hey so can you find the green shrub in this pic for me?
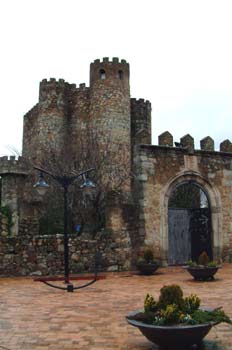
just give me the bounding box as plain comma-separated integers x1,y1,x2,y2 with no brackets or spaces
198,251,210,266
143,248,154,263
132,284,232,326
184,294,201,313
191,308,232,325
159,304,181,325
158,284,184,309
137,247,157,267
187,260,197,267
187,252,219,268
144,293,158,313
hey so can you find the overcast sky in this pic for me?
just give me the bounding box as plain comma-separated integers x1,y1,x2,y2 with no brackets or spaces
1,0,232,155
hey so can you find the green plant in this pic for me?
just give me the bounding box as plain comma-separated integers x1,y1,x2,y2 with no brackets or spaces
131,284,232,326
158,284,184,309
187,260,197,267
159,304,181,325
143,248,154,263
184,294,201,313
144,294,158,313
137,247,156,265
198,251,210,266
187,252,219,268
191,308,232,325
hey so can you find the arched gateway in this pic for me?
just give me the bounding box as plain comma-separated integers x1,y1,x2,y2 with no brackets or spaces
161,172,222,265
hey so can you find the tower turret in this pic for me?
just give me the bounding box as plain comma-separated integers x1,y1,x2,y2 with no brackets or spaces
23,78,78,164
89,57,131,190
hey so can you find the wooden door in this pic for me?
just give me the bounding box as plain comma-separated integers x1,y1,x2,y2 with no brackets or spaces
168,208,191,265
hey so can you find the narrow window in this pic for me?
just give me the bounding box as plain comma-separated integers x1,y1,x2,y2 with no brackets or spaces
99,69,106,80
118,70,123,80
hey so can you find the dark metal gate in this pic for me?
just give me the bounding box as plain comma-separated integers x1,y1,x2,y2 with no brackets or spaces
168,208,212,265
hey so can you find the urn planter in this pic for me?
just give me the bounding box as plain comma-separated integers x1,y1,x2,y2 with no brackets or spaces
136,262,159,275
136,247,159,275
186,266,221,281
126,309,217,349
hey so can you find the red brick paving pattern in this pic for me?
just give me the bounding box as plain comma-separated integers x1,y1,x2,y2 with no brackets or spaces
0,266,232,350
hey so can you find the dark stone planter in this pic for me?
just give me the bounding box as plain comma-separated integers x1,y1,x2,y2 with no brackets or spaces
136,262,159,275
126,310,217,349
186,266,221,281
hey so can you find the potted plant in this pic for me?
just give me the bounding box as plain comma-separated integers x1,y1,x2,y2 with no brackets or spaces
186,251,221,281
136,247,159,275
126,284,231,349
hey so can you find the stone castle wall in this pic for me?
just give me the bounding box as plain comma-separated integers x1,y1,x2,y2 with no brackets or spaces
134,132,232,263
22,57,151,168
131,98,151,147
1,58,232,275
0,213,132,276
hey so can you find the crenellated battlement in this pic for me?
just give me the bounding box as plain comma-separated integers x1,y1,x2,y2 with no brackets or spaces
39,78,78,103
92,57,128,64
40,78,76,89
131,98,152,125
79,83,86,89
158,131,232,154
131,98,152,146
131,98,151,111
90,57,130,87
0,156,29,175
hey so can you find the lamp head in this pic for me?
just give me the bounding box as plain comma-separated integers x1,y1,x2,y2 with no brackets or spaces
80,174,96,189
33,172,49,196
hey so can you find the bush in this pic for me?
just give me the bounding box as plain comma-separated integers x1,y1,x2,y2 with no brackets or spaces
187,252,219,268
144,294,158,313
158,284,184,309
135,284,232,326
198,251,210,266
143,248,154,263
160,304,181,325
184,294,201,313
137,247,157,266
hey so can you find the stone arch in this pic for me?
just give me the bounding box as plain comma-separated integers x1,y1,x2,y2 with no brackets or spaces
160,171,222,264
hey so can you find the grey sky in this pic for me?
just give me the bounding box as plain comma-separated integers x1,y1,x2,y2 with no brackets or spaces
0,0,231,155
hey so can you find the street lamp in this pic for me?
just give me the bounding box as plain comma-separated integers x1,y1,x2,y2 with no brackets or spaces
33,165,100,292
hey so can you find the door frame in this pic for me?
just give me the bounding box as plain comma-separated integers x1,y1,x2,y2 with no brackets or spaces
160,171,222,265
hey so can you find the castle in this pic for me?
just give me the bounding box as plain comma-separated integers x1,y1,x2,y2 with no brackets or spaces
1,57,232,275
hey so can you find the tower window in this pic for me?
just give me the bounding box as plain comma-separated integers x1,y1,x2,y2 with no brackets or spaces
118,70,123,80
99,69,106,80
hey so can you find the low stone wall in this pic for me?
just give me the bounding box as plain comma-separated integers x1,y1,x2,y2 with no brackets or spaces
0,214,132,276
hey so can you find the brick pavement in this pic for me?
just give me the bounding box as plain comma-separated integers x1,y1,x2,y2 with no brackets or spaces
0,265,232,350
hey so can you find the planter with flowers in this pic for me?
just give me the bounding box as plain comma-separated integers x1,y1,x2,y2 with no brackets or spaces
126,284,231,349
186,251,221,281
136,248,159,275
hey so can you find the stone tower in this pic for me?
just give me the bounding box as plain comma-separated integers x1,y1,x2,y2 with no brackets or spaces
22,58,132,178
89,58,131,188
23,79,76,164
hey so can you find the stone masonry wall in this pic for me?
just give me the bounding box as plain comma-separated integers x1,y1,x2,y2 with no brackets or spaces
134,132,232,264
3,58,232,273
131,98,151,148
0,215,132,276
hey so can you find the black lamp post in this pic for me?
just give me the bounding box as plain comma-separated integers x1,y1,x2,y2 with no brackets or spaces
33,165,98,292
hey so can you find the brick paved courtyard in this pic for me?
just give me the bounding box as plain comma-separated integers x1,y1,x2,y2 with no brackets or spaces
0,265,232,350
